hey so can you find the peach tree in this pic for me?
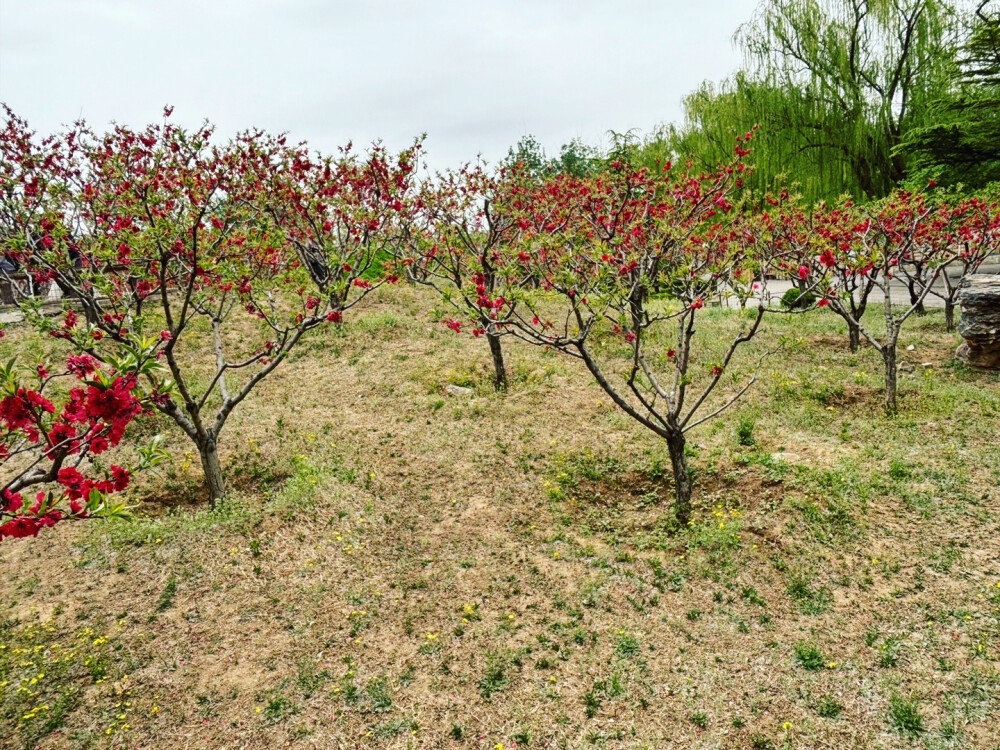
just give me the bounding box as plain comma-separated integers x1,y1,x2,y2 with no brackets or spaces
797,191,961,414
2,111,397,505
495,140,781,524
402,162,538,390
0,340,166,540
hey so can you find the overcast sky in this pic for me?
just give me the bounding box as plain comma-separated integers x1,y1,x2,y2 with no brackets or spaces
0,0,759,168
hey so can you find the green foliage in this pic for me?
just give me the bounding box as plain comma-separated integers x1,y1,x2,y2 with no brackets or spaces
156,576,178,613
736,413,757,446
793,641,825,670
651,0,965,202
781,288,817,310
504,134,603,178
897,2,1000,189
478,651,511,699
816,695,844,718
889,693,925,735
614,631,641,658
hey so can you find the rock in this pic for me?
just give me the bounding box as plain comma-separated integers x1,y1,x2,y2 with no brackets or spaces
922,362,934,369
956,274,1000,369
906,344,916,351
444,384,474,397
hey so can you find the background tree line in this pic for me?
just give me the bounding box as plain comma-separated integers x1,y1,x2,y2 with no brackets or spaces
508,0,1000,204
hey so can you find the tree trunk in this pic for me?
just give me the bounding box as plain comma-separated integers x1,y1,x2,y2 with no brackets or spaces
907,278,926,316
882,346,898,416
848,321,861,353
944,300,955,332
666,430,692,526
197,436,226,508
487,332,508,391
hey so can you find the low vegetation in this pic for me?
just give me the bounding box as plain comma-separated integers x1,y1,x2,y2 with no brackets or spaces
1,286,997,747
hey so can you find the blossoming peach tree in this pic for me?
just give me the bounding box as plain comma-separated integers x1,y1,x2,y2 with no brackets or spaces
796,191,961,414
761,194,881,352
264,138,420,318
402,162,537,390
485,139,785,524
898,194,1000,331
0,342,167,540
2,111,411,506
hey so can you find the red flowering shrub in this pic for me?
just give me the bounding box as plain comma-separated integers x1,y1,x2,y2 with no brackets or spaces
402,162,534,389
0,349,165,541
495,137,780,523
897,195,1000,331
793,191,967,414
0,110,402,505
264,138,421,317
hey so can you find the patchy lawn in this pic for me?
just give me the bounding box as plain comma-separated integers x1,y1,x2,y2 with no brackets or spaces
1,286,999,749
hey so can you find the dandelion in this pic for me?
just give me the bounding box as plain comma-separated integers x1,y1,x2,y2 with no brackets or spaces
782,721,794,731
827,662,837,669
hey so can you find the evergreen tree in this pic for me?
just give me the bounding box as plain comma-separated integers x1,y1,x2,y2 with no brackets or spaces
898,0,1000,188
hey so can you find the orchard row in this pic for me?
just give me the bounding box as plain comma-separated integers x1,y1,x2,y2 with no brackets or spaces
1,108,997,539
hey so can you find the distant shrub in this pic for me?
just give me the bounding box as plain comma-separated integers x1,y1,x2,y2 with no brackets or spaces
781,287,817,309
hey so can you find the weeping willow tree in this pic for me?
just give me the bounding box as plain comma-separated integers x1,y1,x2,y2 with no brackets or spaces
654,0,966,203
897,0,1000,188
664,73,864,202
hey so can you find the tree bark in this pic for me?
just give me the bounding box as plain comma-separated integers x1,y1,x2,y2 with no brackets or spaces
197,436,226,508
882,346,898,416
907,277,926,316
848,321,862,353
487,331,508,391
666,430,692,526
944,299,955,332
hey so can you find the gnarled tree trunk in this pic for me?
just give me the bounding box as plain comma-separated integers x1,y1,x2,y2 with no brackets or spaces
487,331,507,391
666,429,691,526
197,435,226,508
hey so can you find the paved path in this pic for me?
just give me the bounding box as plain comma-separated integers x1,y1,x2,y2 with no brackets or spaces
1,269,997,324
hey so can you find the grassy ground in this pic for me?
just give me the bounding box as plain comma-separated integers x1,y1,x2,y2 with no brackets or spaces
0,286,998,749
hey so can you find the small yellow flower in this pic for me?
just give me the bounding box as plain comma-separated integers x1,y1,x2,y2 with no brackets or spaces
782,721,794,731
507,614,515,621
150,705,159,715
827,662,837,669
155,538,162,544
553,551,560,558
549,676,557,683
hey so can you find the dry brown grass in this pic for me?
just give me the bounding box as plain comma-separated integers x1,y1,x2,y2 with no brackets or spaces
1,286,998,749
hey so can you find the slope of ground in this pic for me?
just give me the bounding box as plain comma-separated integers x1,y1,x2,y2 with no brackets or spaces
1,287,998,749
